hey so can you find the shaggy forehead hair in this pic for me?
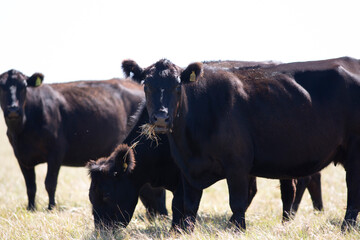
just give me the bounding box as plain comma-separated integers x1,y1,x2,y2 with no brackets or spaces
0,69,26,83
145,59,181,79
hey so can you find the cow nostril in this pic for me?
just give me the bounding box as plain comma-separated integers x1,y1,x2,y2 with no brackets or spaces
7,106,19,112
152,114,158,123
5,107,21,119
152,112,169,125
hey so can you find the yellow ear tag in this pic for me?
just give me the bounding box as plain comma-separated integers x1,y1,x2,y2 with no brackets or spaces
189,71,196,82
123,162,128,172
35,77,42,87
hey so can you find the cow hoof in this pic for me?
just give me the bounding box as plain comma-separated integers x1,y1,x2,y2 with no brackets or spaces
341,220,356,233
281,213,294,223
47,204,56,211
169,225,182,235
27,205,36,211
229,215,246,232
341,219,356,232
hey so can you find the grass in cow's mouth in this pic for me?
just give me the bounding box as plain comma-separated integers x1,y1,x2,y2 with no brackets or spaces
139,124,159,146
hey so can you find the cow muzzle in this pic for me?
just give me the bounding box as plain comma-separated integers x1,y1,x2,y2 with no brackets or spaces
151,111,170,133
5,106,21,120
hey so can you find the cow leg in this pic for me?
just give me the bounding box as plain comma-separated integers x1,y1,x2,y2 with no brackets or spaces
280,179,296,222
342,165,360,230
247,176,257,209
20,166,36,211
170,182,185,231
45,161,61,210
306,173,323,211
226,171,249,231
342,166,360,230
138,184,168,220
291,177,311,216
182,176,203,232
342,139,360,231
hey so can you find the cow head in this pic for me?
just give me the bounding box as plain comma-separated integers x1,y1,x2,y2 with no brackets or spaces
0,69,43,127
87,144,139,229
122,59,202,133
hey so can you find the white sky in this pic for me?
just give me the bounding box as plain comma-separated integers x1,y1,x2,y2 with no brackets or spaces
0,0,359,83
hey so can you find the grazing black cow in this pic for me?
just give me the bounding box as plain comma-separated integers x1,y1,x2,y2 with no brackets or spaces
0,69,167,214
87,104,183,229
122,57,360,231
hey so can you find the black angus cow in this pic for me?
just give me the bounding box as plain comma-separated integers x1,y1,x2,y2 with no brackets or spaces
203,61,323,220
123,60,324,223
87,103,183,229
122,57,360,231
0,69,167,215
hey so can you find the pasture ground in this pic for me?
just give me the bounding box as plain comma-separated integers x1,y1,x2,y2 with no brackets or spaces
0,110,359,239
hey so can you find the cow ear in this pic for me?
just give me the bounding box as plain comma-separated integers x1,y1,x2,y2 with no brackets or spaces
86,160,96,170
86,160,102,177
114,144,136,174
180,62,203,84
27,73,44,87
122,59,144,83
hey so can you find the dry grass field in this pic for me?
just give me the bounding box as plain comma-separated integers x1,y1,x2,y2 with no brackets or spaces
0,109,359,239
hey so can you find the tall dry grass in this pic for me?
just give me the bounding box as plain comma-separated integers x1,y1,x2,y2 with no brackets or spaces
0,110,359,239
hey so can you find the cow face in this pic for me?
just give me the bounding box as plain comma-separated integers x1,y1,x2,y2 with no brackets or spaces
0,69,43,125
87,145,139,229
122,59,202,133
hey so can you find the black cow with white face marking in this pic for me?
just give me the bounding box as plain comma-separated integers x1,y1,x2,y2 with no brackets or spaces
0,69,167,215
122,57,360,231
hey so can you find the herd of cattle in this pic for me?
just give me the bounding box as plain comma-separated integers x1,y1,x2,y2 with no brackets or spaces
0,56,359,232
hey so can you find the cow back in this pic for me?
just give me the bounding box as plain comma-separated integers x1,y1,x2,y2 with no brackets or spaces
15,78,144,167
